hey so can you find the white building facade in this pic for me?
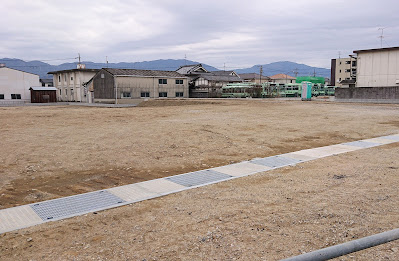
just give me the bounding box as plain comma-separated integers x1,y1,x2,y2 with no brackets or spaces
49,67,99,102
355,47,399,87
0,65,40,102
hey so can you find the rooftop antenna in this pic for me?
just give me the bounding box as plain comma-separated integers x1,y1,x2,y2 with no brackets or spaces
106,56,109,68
77,53,81,64
338,51,341,59
378,28,386,48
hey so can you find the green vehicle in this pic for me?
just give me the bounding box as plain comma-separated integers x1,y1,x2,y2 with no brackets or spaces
312,83,325,96
326,86,336,96
221,83,253,98
284,83,302,97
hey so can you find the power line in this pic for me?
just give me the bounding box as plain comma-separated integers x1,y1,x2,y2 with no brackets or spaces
34,57,78,62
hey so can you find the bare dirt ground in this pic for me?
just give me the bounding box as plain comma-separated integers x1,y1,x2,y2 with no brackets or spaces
0,99,398,210
1,99,399,260
0,136,398,260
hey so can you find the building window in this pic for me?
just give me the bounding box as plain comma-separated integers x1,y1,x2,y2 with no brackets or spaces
339,78,341,81
65,89,68,95
175,79,183,84
71,76,73,81
352,61,357,66
58,75,61,82
64,75,67,81
59,89,62,96
141,92,150,98
122,92,131,98
158,79,167,84
345,69,350,73
71,89,74,97
159,92,168,97
176,92,184,97
345,61,351,64
0,94,4,99
11,94,21,99
339,70,341,73
101,74,105,79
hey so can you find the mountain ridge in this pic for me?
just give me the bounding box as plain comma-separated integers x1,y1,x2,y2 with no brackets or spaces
0,58,330,79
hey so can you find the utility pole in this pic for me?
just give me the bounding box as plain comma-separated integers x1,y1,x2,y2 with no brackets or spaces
378,28,386,48
313,69,316,77
184,54,187,65
114,75,118,105
106,56,109,68
77,53,81,64
293,68,298,77
259,65,263,84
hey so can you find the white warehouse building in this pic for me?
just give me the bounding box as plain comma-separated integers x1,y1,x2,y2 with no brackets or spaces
0,64,40,102
355,46,399,87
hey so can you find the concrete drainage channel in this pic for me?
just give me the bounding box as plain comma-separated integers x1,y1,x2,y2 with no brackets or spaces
1,134,399,258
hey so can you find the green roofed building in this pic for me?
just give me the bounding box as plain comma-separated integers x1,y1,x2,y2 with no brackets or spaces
296,76,325,84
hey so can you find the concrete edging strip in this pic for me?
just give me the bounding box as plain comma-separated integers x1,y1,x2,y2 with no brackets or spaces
0,133,398,234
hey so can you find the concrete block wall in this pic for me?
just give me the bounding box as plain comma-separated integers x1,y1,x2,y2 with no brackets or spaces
336,86,399,101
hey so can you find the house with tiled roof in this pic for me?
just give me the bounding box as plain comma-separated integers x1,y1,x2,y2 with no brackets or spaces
239,73,271,84
269,73,296,84
176,64,209,75
176,64,242,98
189,71,242,98
85,68,188,103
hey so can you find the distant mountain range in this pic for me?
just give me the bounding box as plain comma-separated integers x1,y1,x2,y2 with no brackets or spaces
234,61,330,79
0,58,330,79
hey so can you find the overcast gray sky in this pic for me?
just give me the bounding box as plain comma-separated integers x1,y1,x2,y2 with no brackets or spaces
0,0,398,69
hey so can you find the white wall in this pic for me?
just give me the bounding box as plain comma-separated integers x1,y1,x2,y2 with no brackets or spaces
0,67,40,101
357,49,399,87
53,70,97,102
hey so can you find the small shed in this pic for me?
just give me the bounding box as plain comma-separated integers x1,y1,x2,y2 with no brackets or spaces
29,87,57,103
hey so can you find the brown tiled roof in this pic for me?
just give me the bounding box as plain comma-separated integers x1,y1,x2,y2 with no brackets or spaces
104,68,186,78
269,73,296,80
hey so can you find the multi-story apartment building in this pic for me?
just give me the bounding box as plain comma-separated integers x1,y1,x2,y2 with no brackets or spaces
330,57,357,87
48,65,99,102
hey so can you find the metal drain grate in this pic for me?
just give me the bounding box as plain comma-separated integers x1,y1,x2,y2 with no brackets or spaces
343,141,380,148
250,156,302,168
31,190,125,221
166,170,232,187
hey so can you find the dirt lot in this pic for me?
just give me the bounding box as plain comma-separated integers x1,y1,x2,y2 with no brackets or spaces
0,133,398,260
0,99,399,210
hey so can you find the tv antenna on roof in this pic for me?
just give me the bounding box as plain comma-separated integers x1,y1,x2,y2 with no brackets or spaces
378,28,386,48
